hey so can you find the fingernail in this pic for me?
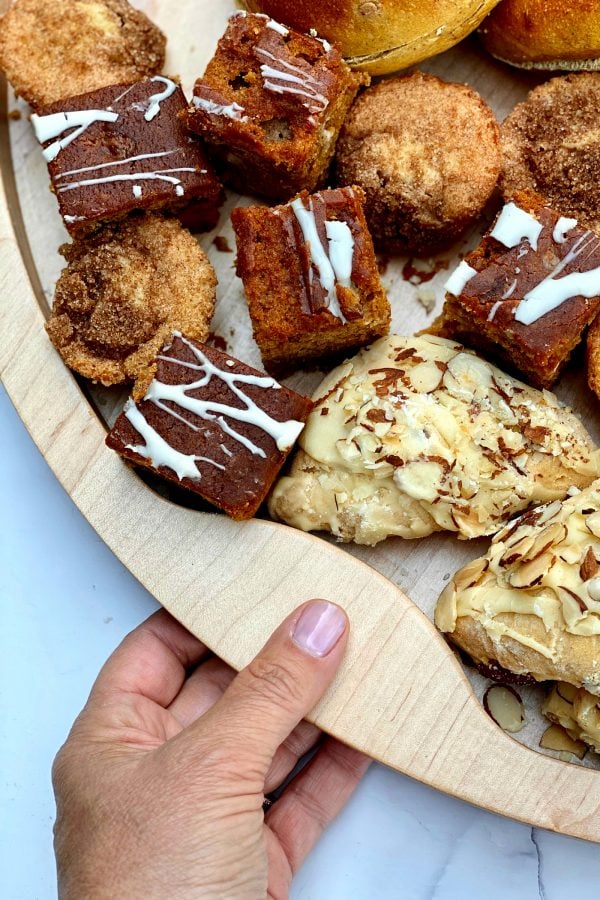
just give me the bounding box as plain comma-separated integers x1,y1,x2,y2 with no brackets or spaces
292,600,347,658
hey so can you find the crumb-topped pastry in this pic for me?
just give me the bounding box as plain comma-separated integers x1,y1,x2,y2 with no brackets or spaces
501,74,600,234
435,484,600,694
186,12,367,200
0,0,165,110
269,335,600,546
431,192,600,389
46,215,216,393
32,77,222,236
232,186,390,373
106,334,312,519
335,73,501,255
544,683,600,754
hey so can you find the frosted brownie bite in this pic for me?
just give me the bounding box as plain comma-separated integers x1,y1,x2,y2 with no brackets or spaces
106,334,312,520
232,186,390,374
0,0,165,109
431,192,600,389
187,12,368,200
32,77,223,236
46,215,216,391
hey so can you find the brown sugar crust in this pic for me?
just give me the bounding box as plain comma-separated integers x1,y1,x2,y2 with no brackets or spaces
0,0,166,109
46,215,216,394
335,72,501,255
501,74,600,233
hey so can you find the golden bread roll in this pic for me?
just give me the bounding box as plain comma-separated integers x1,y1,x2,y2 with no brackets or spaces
543,683,600,753
436,485,600,695
244,0,501,75
269,335,600,546
481,0,600,70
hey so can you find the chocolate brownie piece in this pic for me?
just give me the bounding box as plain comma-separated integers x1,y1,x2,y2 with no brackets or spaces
106,334,312,520
431,192,600,389
232,186,391,373
187,12,368,200
32,77,223,236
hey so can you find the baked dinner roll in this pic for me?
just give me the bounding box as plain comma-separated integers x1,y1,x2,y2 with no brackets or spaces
481,0,600,71
269,335,600,546
244,0,501,75
436,484,600,695
543,683,600,754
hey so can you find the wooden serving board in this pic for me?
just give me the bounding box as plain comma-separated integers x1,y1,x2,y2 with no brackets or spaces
2,0,600,841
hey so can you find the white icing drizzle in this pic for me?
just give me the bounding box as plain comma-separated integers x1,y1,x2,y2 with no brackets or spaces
132,185,142,198
553,216,578,245
144,76,178,122
32,110,119,162
175,184,185,196
125,334,305,478
444,260,477,296
266,19,289,36
55,149,179,180
63,214,85,223
193,96,248,122
515,231,600,325
317,36,332,53
490,202,543,252
124,400,225,482
256,48,328,113
57,167,197,193
502,278,518,300
324,220,354,288
291,198,348,323
487,300,502,322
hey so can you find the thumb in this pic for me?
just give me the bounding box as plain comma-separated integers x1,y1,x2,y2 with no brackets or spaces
199,599,348,773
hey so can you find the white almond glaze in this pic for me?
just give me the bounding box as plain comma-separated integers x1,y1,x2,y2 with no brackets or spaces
192,96,249,122
490,202,543,251
144,76,177,122
444,260,477,296
553,216,578,244
291,198,348,322
125,334,305,482
32,110,119,162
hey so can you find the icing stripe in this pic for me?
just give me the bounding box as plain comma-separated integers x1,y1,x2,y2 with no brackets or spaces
490,203,543,252
444,261,477,296
291,198,348,323
32,110,119,162
193,96,248,121
56,168,197,193
144,76,178,122
56,149,179,180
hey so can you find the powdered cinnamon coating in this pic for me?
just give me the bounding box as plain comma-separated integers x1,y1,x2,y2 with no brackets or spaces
501,74,600,233
46,215,216,396
335,72,501,255
0,0,166,109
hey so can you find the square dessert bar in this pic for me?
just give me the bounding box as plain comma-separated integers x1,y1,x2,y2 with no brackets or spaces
106,333,313,520
186,12,368,200
232,186,391,373
32,76,223,236
433,192,600,389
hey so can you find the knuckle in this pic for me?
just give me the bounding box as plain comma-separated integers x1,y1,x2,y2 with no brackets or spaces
242,656,305,712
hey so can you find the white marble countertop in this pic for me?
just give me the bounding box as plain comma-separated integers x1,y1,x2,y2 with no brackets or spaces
2,382,600,900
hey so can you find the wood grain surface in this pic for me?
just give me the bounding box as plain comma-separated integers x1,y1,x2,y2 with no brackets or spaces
1,0,600,841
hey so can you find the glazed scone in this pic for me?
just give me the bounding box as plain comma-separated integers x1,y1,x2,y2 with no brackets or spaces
543,683,600,753
435,485,600,694
335,73,501,255
46,214,216,396
269,335,600,546
0,0,165,109
501,74,600,234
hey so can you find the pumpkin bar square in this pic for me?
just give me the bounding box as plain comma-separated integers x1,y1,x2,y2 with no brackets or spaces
106,334,312,520
232,186,391,373
32,76,223,236
186,12,367,200
432,192,600,389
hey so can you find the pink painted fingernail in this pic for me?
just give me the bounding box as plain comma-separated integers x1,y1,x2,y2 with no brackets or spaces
292,600,347,658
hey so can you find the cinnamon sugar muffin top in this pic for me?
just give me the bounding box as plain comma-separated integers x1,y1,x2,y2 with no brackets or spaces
0,0,166,109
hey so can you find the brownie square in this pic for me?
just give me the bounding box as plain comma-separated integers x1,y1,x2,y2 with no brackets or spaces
432,192,600,389
186,12,367,200
32,76,223,235
232,186,391,373
106,333,312,520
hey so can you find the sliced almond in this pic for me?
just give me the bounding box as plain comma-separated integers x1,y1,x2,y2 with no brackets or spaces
587,576,600,602
483,684,525,733
557,682,578,703
539,724,587,760
407,361,443,394
520,523,568,563
580,546,600,582
454,557,489,593
508,551,554,589
585,511,600,538
499,533,535,567
536,500,563,526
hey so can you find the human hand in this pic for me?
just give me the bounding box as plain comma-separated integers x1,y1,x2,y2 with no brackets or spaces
52,600,369,899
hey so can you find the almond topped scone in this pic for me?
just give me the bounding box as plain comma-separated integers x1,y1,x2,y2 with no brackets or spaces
269,335,600,546
435,484,600,694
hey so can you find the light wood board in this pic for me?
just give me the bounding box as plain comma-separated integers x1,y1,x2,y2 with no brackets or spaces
1,0,600,841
